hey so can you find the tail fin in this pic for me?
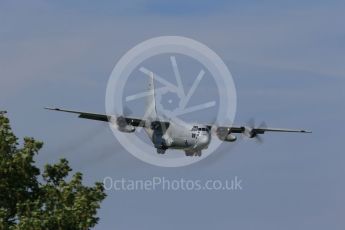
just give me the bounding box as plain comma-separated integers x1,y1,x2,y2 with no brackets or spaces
145,72,158,121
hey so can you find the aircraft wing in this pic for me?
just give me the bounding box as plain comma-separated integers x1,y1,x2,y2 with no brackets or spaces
44,107,146,127
206,124,311,140
226,126,311,134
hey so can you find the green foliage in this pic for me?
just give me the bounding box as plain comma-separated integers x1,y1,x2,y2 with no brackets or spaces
0,114,106,230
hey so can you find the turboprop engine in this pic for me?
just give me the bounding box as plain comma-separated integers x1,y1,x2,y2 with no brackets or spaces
116,116,135,133
216,127,237,142
223,134,237,142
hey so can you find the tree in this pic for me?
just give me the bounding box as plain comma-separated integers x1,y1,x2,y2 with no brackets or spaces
0,112,106,229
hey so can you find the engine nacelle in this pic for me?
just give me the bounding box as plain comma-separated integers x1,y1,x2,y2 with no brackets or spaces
216,127,237,142
118,125,135,133
223,134,237,142
116,116,135,133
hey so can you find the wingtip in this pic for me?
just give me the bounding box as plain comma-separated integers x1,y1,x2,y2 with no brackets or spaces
44,107,60,111
301,130,312,133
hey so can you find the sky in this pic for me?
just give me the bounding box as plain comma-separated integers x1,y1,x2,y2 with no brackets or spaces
1,0,345,229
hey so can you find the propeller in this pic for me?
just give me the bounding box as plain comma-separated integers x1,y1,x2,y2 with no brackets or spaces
111,105,134,128
243,118,266,144
208,117,221,136
208,117,231,140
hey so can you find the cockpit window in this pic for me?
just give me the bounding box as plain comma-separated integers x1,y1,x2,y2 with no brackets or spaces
193,126,208,132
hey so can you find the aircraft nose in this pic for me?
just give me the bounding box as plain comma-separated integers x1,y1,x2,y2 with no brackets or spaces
199,135,210,146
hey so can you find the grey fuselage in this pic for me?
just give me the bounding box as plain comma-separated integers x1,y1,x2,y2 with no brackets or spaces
145,121,211,152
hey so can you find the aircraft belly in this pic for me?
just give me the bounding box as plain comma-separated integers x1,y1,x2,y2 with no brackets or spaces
170,137,196,149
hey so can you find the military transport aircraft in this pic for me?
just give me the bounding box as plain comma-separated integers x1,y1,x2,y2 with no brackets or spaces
45,73,311,157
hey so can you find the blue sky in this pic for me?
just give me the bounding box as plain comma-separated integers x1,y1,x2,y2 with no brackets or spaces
1,0,345,229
